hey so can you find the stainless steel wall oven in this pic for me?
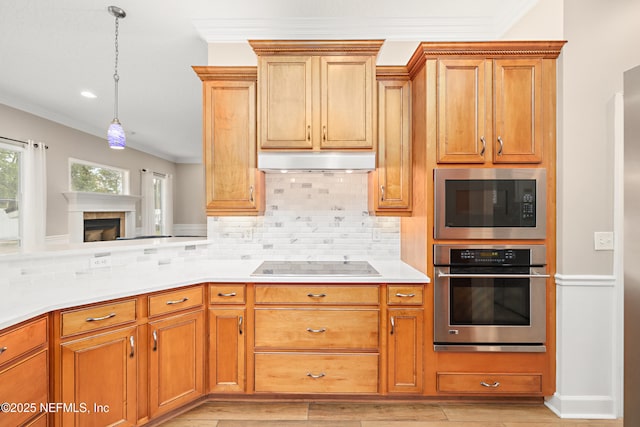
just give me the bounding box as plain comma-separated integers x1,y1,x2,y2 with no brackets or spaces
433,244,548,352
434,168,546,240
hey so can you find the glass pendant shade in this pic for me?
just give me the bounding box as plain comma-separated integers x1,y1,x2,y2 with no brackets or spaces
108,119,126,149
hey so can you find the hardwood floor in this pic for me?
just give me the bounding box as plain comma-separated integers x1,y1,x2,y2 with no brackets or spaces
161,402,623,426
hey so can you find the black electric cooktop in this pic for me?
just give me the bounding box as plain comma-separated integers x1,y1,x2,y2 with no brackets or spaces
251,261,380,277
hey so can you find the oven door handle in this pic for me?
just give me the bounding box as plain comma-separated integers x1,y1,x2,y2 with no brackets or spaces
437,272,550,279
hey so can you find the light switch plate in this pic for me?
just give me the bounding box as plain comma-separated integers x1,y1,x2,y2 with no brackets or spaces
90,255,112,268
594,231,614,251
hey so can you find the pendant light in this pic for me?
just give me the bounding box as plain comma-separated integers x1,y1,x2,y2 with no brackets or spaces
107,6,126,149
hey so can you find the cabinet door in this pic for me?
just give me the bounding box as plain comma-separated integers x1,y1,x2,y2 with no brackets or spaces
493,58,543,163
60,326,137,427
259,56,313,149
320,56,374,149
148,310,204,417
0,350,48,427
204,79,262,214
437,59,491,163
374,79,411,213
209,308,246,393
388,308,423,393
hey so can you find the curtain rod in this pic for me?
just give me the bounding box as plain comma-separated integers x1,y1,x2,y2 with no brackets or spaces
0,135,48,149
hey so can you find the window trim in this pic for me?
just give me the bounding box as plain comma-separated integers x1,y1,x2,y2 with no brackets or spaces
68,157,130,195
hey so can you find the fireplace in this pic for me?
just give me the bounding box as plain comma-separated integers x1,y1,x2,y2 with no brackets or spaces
83,213,124,242
63,192,140,243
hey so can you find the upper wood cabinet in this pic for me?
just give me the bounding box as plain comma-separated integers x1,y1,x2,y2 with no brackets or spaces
370,67,412,216
250,40,382,151
193,67,264,216
409,41,565,165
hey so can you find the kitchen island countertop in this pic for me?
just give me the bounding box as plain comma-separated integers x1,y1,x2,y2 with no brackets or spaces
0,255,429,330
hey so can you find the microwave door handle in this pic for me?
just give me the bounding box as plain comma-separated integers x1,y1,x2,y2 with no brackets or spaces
437,272,551,279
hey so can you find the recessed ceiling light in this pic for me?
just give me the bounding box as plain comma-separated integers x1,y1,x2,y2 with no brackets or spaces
81,91,97,99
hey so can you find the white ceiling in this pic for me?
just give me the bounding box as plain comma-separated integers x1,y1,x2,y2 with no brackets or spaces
0,0,538,163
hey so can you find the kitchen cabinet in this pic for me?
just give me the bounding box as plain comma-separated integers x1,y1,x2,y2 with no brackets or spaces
370,67,412,215
148,287,205,418
437,372,542,394
0,317,48,427
59,325,138,427
435,55,546,164
253,284,380,394
54,300,138,427
250,40,382,151
386,285,424,394
209,283,247,393
193,67,264,216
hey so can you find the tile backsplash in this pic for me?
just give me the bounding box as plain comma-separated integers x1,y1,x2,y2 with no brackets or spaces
207,172,400,260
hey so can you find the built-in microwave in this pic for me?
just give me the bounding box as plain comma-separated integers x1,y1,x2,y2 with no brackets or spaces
434,168,546,240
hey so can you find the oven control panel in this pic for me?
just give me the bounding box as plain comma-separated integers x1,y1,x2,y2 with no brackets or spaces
450,248,530,266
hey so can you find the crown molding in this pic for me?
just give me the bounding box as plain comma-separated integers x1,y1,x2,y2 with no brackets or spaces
193,16,512,43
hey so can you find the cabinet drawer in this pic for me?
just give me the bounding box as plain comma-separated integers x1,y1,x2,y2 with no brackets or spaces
210,284,246,304
437,373,542,394
255,285,379,305
0,349,48,426
387,285,424,305
0,317,47,366
255,309,378,350
149,286,203,317
255,353,378,393
61,299,136,337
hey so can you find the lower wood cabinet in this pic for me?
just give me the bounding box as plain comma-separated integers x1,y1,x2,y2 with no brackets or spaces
209,308,246,393
437,372,542,394
254,353,379,394
148,309,205,417
387,308,424,393
59,325,137,427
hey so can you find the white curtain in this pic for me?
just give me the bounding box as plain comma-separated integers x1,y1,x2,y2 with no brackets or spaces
140,169,173,236
22,140,47,250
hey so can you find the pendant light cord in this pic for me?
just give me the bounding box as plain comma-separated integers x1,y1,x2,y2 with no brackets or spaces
113,15,120,120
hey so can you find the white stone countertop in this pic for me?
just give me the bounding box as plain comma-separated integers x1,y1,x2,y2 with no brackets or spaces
0,253,429,330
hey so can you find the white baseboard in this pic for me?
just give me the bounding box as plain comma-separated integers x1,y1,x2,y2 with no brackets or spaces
45,234,69,245
173,223,207,237
545,393,618,419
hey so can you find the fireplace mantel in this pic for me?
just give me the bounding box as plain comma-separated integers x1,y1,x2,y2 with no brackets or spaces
63,192,141,243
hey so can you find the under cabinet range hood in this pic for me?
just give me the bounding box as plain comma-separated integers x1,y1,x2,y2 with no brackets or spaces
257,151,376,172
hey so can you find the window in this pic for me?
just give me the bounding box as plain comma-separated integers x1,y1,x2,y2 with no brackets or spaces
69,158,129,194
0,143,21,248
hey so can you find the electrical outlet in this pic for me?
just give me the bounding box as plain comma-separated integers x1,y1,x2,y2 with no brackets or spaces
372,229,381,242
241,229,253,241
594,232,614,251
89,255,112,268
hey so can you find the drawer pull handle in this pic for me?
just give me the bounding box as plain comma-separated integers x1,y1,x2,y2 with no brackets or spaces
395,293,415,298
306,372,326,379
306,327,327,333
239,316,243,335
497,136,504,156
0,346,7,355
390,316,395,335
86,312,116,322
129,336,135,358
480,381,501,388
218,292,237,297
152,330,158,352
307,293,327,298
166,297,188,305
